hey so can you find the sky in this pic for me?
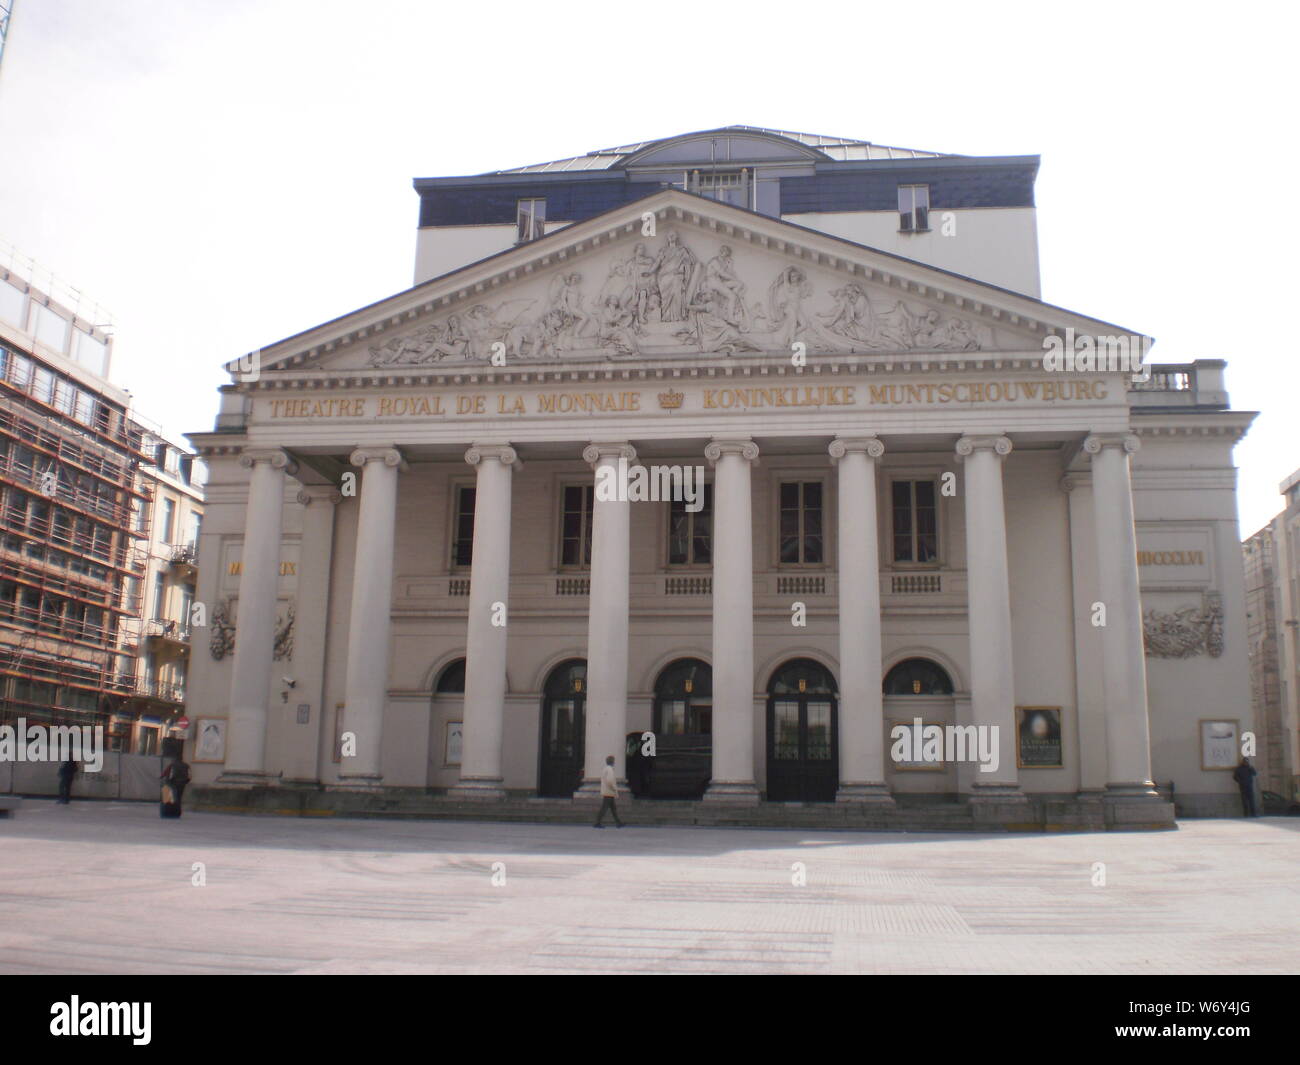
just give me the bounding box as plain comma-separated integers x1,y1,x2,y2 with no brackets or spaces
0,0,1295,534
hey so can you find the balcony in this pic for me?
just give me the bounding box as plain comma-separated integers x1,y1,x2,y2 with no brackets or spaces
135,678,185,706
168,542,198,573
144,618,191,653
1128,359,1229,410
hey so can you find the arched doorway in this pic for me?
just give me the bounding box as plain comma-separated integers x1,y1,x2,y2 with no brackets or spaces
630,658,712,799
428,658,466,789
538,659,586,797
766,658,838,802
883,657,956,790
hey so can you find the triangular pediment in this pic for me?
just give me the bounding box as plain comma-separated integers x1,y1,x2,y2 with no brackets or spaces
235,189,1147,379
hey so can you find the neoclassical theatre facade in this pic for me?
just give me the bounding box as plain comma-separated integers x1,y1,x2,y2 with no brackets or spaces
187,132,1254,823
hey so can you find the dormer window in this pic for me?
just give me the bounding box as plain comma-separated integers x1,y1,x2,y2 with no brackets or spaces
689,169,750,209
517,199,545,243
898,184,930,232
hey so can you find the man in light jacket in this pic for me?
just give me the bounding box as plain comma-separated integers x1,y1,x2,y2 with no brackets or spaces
594,755,624,828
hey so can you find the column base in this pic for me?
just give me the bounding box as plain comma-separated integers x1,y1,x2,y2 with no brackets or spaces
702,781,760,805
1103,783,1176,828
965,783,1027,803
836,783,896,806
447,777,507,801
965,783,1030,825
330,773,385,793
213,770,279,787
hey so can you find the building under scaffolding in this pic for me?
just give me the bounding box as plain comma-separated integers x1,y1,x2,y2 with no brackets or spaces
0,248,200,754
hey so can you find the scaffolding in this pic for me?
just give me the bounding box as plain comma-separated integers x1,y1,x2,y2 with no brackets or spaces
0,336,155,732
0,2,13,78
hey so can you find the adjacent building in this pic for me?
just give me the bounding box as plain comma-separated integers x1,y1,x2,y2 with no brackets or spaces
1243,469,1300,801
116,428,205,754
187,127,1256,824
0,249,202,754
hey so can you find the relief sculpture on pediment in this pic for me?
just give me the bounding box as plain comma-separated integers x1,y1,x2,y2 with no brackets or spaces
366,230,985,367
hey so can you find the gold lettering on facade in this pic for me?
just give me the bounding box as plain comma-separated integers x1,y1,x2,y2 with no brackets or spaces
228,561,296,576
1136,550,1205,566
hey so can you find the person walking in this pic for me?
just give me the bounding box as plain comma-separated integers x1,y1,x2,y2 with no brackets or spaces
56,759,78,804
160,756,192,819
1232,756,1259,818
593,754,624,828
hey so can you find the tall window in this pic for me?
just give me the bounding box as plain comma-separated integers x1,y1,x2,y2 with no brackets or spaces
160,498,176,544
560,484,594,567
451,485,475,568
779,481,823,564
898,184,930,232
152,573,166,620
517,199,546,243
668,483,712,565
892,480,938,563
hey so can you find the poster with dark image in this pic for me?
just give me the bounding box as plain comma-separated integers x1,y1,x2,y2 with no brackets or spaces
1016,707,1063,768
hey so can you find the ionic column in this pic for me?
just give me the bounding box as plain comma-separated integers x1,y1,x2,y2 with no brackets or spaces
221,448,296,782
294,486,341,784
1084,433,1158,797
336,446,406,787
704,438,760,803
578,443,635,796
831,437,892,804
955,435,1021,797
451,444,517,800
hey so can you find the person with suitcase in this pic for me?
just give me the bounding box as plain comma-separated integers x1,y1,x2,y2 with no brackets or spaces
160,756,191,819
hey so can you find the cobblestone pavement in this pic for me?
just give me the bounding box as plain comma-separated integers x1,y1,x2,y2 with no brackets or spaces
2,800,1296,974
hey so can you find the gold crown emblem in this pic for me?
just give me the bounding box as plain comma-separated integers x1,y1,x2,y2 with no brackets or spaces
658,389,684,410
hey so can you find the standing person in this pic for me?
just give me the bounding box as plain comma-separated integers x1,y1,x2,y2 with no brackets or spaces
1232,756,1259,818
593,755,624,828
56,759,78,804
160,756,191,819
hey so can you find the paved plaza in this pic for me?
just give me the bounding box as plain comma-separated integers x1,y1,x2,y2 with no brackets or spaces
2,801,1297,974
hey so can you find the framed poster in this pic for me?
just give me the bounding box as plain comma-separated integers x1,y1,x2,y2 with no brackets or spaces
1016,706,1063,768
888,719,947,771
444,722,464,767
1199,719,1239,770
193,718,226,763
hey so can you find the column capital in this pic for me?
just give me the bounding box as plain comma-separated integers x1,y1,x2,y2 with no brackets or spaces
705,438,759,466
955,435,1012,461
1083,432,1140,456
464,443,520,469
582,442,636,467
829,437,884,463
296,486,343,507
351,446,408,471
239,448,297,475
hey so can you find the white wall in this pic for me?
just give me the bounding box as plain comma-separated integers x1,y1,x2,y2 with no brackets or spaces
781,208,1041,298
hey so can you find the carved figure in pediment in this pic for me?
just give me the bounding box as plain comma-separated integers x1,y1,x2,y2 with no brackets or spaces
677,289,763,354
625,242,661,326
367,326,437,367
654,230,699,322
911,308,980,351
701,245,749,326
819,283,875,342
595,295,643,356
463,300,537,360
425,313,471,360
548,272,595,340
766,266,816,347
